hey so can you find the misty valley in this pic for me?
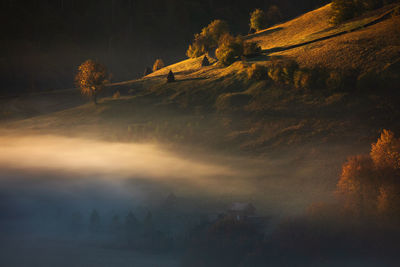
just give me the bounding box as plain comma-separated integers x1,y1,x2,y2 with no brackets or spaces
1,0,400,266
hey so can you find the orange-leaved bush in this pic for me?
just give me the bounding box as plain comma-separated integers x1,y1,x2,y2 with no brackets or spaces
215,34,244,66
153,59,165,72
336,130,400,220
370,129,400,170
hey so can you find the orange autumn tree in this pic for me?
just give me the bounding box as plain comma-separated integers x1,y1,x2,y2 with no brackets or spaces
337,130,400,220
75,60,108,105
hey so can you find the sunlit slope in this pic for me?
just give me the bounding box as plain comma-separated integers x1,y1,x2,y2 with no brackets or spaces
247,3,400,72
2,3,400,153
247,4,334,50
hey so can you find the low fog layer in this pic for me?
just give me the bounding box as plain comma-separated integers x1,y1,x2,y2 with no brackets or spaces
0,135,234,180
0,134,337,214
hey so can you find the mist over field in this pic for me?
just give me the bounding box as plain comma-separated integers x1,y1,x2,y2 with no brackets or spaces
0,133,344,266
1,0,400,266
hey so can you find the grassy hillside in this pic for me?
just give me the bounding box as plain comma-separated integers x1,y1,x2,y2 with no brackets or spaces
2,3,400,155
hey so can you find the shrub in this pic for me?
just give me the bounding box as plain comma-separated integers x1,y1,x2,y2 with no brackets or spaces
293,69,313,89
75,59,108,105
336,155,378,215
247,64,268,81
326,69,357,92
215,34,244,66
243,41,262,57
187,20,229,58
216,92,252,111
370,129,400,170
250,9,267,32
113,90,120,99
393,5,400,17
330,0,390,24
356,71,380,91
153,59,165,72
267,59,299,84
330,0,359,24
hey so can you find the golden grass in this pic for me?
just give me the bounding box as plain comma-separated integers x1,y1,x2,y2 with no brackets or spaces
247,3,397,53
273,16,400,72
248,4,333,49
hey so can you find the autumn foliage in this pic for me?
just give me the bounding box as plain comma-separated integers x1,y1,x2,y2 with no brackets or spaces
152,59,165,72
186,20,229,58
337,130,400,221
249,9,267,32
75,60,108,105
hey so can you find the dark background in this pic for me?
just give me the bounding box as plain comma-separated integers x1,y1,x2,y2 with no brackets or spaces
0,0,329,95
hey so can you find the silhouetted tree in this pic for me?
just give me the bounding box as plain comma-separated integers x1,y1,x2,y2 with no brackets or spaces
143,211,154,234
266,5,282,25
144,66,153,76
70,211,83,233
89,209,101,233
125,211,138,233
110,214,122,233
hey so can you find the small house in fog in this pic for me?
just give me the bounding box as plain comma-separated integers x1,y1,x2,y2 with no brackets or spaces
228,202,255,220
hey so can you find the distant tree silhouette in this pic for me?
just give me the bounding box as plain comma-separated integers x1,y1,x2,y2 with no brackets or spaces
144,66,153,76
70,211,83,233
153,59,165,72
75,60,108,105
110,214,122,233
125,211,138,232
89,209,101,233
143,211,154,234
266,5,282,26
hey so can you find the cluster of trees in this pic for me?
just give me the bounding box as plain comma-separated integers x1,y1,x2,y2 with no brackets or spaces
186,5,282,64
70,209,173,251
331,0,399,24
186,20,262,66
337,130,400,221
246,58,362,94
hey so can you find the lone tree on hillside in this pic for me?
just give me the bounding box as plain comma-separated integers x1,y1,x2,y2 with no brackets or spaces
250,9,267,32
153,58,165,72
75,60,108,105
